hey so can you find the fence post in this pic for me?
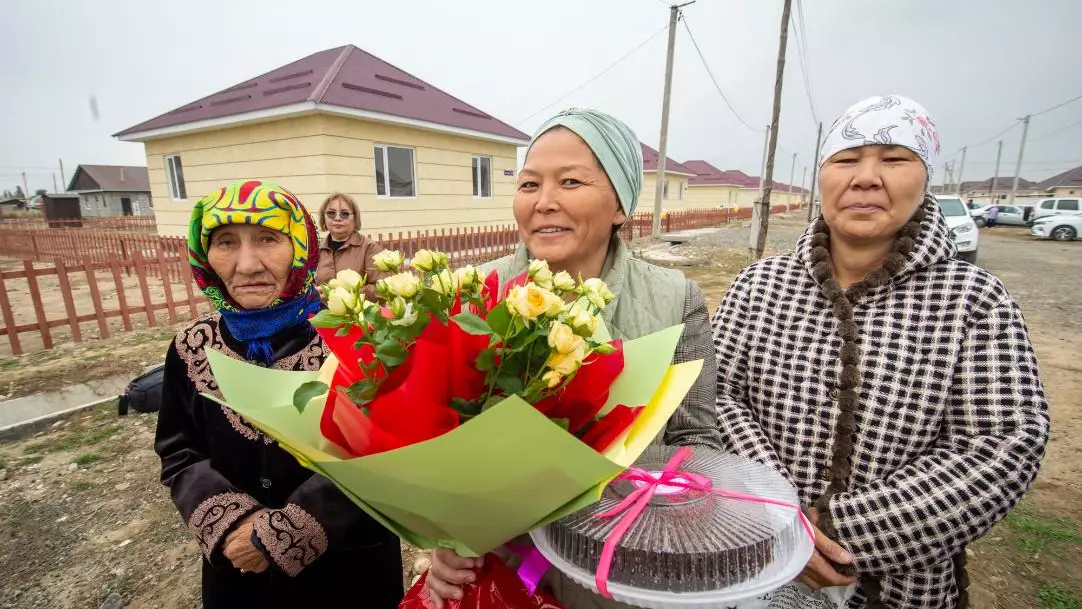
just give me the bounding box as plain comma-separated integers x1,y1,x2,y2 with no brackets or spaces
0,269,22,355
54,258,82,343
23,260,53,350
82,257,110,339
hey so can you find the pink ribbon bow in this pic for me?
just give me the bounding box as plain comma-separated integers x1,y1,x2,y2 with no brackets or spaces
594,446,816,599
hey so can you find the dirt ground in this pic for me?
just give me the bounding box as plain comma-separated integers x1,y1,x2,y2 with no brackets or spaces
0,214,1078,608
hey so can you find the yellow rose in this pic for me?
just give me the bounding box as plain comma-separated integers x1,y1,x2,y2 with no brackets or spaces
542,370,563,389
528,259,554,289
507,283,563,320
546,339,588,376
429,269,458,296
382,272,421,298
335,269,364,290
569,307,599,337
372,250,405,272
411,249,437,272
327,287,357,316
552,270,576,292
547,322,582,354
582,278,615,308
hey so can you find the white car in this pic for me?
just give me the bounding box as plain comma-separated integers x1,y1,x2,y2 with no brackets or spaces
1030,214,1082,241
1032,197,1081,221
935,195,979,263
971,204,1029,227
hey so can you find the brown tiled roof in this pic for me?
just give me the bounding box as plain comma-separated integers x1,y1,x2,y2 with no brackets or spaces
67,165,150,192
682,159,808,193
116,45,529,143
960,177,1038,191
640,143,696,175
1035,165,1082,191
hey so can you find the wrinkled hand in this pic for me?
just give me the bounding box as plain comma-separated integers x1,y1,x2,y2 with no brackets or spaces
422,548,484,608
223,509,270,574
799,507,858,591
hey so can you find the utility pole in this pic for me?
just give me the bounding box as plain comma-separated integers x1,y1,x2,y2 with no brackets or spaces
21,172,29,200
652,1,696,237
756,126,771,193
941,162,950,193
989,140,1003,202
750,0,792,261
52,173,58,193
806,121,823,222
1008,115,1031,208
59,159,66,188
956,146,967,196
799,165,807,205
787,152,796,205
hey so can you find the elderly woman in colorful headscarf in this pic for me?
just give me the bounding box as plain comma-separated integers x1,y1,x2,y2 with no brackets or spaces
153,181,403,609
711,95,1049,608
422,108,723,607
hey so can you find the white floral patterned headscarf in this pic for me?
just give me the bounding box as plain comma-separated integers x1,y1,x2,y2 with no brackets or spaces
819,95,941,181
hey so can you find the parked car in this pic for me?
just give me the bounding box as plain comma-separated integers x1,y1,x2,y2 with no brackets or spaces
935,195,980,262
971,204,1029,227
1032,197,1081,221
1030,214,1082,242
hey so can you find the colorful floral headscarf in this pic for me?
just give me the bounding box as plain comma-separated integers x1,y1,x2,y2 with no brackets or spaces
188,180,322,364
819,94,941,183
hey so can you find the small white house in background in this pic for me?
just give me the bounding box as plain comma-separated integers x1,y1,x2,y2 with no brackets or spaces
66,165,153,217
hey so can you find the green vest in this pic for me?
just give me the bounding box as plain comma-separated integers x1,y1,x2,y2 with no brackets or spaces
479,238,687,341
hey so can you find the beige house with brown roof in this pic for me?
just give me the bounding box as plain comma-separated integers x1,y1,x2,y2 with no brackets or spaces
636,144,698,212
116,45,529,237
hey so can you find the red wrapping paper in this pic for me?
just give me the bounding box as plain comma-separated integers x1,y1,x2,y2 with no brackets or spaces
399,553,564,609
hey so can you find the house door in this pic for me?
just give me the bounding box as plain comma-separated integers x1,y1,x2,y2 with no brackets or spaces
121,197,133,216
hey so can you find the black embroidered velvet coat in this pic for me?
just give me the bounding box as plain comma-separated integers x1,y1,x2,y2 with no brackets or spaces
154,312,403,608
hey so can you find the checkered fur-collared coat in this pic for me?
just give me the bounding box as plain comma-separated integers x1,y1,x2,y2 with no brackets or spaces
710,200,1049,608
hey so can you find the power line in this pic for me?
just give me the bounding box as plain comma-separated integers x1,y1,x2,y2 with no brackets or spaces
791,0,819,125
966,121,1020,150
516,24,669,125
1032,92,1082,118
1030,116,1082,141
682,17,761,133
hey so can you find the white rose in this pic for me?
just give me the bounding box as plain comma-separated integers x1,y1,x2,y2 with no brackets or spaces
569,307,599,337
582,278,615,308
546,339,588,376
455,265,480,290
542,370,563,389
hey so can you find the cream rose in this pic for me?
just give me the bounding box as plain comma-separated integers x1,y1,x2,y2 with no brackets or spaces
429,268,458,296
455,265,480,290
383,272,421,298
552,270,576,292
582,278,615,308
528,259,554,289
372,250,405,272
335,269,364,290
569,307,599,337
327,287,357,316
389,300,419,327
411,249,437,272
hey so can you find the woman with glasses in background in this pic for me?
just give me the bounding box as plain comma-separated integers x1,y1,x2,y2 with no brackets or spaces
315,193,386,299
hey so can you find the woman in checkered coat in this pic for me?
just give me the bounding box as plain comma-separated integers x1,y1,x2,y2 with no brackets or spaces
711,95,1049,609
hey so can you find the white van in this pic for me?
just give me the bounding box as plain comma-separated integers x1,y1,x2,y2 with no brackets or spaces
1032,197,1081,221
935,195,979,263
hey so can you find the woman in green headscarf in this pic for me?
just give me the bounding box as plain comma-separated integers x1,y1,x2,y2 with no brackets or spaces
423,109,722,607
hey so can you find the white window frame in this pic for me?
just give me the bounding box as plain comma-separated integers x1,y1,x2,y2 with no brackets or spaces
164,155,187,200
674,180,683,201
662,179,669,200
374,144,417,199
472,156,492,198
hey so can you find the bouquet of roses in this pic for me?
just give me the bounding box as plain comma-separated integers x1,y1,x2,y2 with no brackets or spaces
203,249,704,607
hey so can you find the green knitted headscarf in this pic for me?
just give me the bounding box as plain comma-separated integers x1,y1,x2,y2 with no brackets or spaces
528,108,644,216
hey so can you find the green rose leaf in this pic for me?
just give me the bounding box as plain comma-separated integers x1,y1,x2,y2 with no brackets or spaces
450,312,494,336
309,310,351,329
292,381,328,413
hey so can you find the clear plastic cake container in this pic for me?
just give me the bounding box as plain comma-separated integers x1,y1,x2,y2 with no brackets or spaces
529,450,815,608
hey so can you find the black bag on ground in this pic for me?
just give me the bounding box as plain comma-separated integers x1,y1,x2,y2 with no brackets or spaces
118,365,165,415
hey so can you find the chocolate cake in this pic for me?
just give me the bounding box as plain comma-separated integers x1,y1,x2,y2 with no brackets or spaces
541,446,794,593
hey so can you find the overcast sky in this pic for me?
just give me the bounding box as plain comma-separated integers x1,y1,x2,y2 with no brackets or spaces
3,0,1081,195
